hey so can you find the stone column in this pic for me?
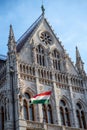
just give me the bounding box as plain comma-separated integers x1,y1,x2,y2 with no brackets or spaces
34,66,44,123
48,52,53,68
52,72,61,125
68,75,77,127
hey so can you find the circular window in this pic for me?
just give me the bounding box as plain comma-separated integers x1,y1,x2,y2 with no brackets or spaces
40,32,52,45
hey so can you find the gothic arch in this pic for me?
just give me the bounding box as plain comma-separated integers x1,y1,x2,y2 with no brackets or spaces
50,45,59,52
75,99,87,129
75,99,87,111
36,42,47,49
36,44,46,52
59,95,72,126
60,95,72,109
22,87,35,97
22,89,35,121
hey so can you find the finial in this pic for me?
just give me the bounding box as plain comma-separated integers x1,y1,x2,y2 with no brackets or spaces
41,0,45,15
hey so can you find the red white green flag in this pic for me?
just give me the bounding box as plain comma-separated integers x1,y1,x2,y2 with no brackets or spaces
30,91,51,104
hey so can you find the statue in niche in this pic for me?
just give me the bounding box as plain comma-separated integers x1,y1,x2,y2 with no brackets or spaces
19,94,23,118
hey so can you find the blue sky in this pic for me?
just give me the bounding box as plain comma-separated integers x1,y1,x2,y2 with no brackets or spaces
0,0,87,72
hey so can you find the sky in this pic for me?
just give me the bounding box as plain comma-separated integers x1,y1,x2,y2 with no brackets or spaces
0,0,87,72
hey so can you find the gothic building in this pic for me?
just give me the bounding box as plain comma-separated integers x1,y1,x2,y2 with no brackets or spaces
0,8,87,130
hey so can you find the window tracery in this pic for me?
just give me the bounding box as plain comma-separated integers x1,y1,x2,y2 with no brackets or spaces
23,93,34,121
36,45,45,66
42,104,53,124
76,102,86,129
52,50,60,70
60,99,71,126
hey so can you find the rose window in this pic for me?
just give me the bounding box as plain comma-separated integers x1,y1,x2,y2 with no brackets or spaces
40,32,52,45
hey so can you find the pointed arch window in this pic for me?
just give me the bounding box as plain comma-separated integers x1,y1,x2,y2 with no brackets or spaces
76,102,86,129
36,45,45,66
42,104,53,124
60,99,71,126
52,50,60,70
23,93,34,121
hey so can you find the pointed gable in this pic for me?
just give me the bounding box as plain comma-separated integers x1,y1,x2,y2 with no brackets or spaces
16,14,79,75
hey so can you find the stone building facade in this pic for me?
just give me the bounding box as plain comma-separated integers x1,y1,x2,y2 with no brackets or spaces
0,11,87,130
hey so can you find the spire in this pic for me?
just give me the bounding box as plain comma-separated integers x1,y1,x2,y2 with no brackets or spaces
76,46,83,64
41,0,45,16
76,46,81,60
8,24,16,53
75,46,85,75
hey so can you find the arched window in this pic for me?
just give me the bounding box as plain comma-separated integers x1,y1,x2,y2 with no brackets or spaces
60,99,71,126
23,93,34,121
52,50,60,70
42,104,53,124
1,106,4,130
76,102,86,129
36,45,45,66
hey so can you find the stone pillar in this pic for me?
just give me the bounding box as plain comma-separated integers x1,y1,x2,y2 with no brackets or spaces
35,67,43,123
52,72,60,125
32,48,37,64
68,75,77,127
48,52,53,68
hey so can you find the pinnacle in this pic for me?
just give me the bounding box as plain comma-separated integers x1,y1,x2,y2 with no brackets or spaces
9,24,15,38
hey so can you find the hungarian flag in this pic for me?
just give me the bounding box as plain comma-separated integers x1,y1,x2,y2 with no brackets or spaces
30,91,51,104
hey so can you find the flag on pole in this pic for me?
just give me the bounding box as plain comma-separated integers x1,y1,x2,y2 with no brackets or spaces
30,91,51,104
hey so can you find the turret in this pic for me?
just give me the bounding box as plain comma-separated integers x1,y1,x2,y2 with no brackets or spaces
6,25,17,130
75,46,85,75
